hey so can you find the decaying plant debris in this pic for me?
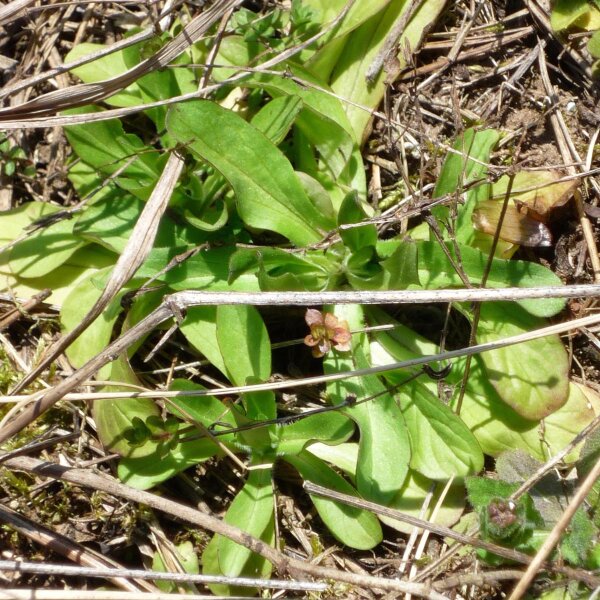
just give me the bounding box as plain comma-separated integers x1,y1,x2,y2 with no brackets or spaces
1,1,600,599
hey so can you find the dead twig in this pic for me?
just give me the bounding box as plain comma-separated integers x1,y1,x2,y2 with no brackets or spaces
2,455,447,599
0,0,244,119
0,289,51,331
0,559,327,593
0,505,155,592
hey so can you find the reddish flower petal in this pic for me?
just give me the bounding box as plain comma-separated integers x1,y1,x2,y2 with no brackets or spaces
304,334,319,347
332,328,351,343
323,312,339,330
305,308,324,327
318,338,331,355
333,338,352,352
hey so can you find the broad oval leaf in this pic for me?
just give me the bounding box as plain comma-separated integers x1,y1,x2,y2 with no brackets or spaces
166,100,332,246
9,206,87,279
285,450,382,549
216,304,271,385
180,306,227,377
65,107,161,196
477,303,569,420
415,241,566,318
460,362,595,462
202,468,274,595
400,380,484,480
324,304,410,504
118,438,219,490
65,42,144,107
277,411,355,455
307,442,465,535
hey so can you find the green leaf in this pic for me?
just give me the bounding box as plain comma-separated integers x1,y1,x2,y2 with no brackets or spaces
250,67,365,200
73,193,193,254
460,369,596,462
0,244,114,308
166,379,236,431
166,100,332,245
8,208,88,279
202,468,274,595
65,42,144,107
285,450,382,549
433,128,499,201
380,471,467,534
576,390,600,511
307,443,466,535
250,95,304,145
367,305,439,363
60,267,124,368
496,449,567,524
216,305,271,385
329,0,447,142
476,302,569,420
380,240,420,289
141,246,261,292
337,190,377,252
466,477,517,511
561,509,597,566
93,358,161,458
277,411,354,455
211,35,264,82
550,0,589,31
399,380,483,480
65,108,161,196
306,441,360,475
235,388,278,455
415,241,566,318
228,245,340,291
179,307,227,376
152,541,199,593
467,477,544,558
296,171,336,221
589,30,600,57
301,0,393,56
324,304,410,504
368,313,483,480
118,437,218,490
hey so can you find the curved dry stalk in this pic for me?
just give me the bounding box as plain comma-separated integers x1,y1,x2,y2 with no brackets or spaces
3,455,447,600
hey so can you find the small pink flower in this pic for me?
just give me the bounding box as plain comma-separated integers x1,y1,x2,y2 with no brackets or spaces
304,308,352,358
